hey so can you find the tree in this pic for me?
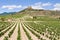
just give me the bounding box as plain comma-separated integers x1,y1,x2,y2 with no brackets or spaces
33,16,37,19
0,17,5,21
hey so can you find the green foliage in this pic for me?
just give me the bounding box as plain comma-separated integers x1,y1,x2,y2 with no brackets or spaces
24,24,40,39
0,17,5,21
8,24,16,37
25,16,60,21
17,24,21,40
33,16,37,19
4,36,8,40
24,21,60,40
0,22,13,37
22,24,32,40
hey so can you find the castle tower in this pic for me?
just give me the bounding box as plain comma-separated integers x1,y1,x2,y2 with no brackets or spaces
27,6,32,10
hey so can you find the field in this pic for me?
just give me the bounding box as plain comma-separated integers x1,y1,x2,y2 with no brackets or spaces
0,16,60,40
0,0,60,40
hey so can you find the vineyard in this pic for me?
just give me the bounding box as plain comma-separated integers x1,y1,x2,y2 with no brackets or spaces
0,0,60,40
0,7,60,40
0,16,60,40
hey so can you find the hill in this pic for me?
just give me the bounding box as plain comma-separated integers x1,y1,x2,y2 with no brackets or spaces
18,7,60,16
0,7,60,19
0,12,16,15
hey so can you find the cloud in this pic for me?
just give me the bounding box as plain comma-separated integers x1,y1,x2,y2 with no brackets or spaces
53,3,60,10
54,3,60,8
32,5,44,9
31,2,43,9
31,2,52,9
2,5,22,10
42,2,52,6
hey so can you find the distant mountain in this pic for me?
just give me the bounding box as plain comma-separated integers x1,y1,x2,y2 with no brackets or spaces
0,12,16,15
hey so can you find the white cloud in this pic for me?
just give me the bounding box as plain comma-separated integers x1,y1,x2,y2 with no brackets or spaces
31,2,52,9
54,3,60,8
1,2,53,10
31,2,43,9
34,2,42,6
53,3,60,10
2,5,22,10
53,8,60,10
42,2,52,6
32,5,44,9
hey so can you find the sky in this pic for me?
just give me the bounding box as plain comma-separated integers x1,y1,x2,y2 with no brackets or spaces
0,0,60,13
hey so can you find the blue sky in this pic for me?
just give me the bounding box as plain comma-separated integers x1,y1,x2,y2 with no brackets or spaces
0,0,60,13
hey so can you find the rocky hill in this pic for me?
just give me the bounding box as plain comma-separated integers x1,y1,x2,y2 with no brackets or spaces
18,7,60,16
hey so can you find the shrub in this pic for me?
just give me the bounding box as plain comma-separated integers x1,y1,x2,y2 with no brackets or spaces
4,36,8,40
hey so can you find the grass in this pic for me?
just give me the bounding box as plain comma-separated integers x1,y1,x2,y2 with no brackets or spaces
25,16,60,21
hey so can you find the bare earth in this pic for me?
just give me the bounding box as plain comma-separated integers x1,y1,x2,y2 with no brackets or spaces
25,22,50,40
22,23,39,40
9,23,18,40
20,23,28,40
0,23,16,40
